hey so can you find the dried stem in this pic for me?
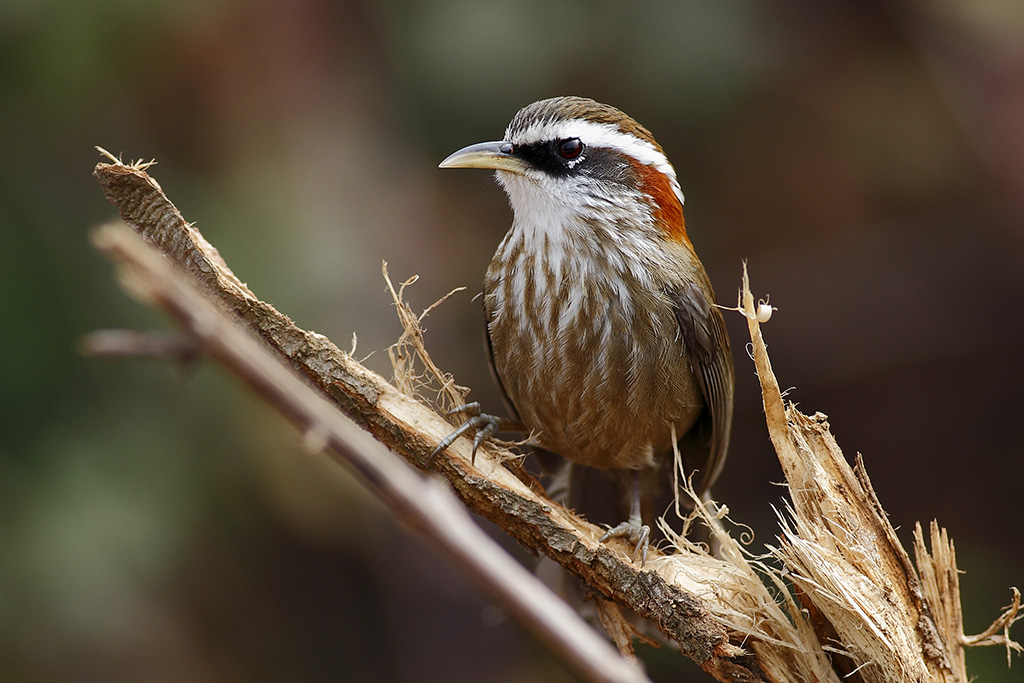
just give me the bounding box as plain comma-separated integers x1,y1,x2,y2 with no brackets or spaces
382,262,469,410
80,328,200,361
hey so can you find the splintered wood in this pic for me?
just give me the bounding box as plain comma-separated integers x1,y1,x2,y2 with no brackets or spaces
739,264,1019,683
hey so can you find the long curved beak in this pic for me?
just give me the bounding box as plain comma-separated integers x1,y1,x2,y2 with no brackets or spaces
438,141,527,174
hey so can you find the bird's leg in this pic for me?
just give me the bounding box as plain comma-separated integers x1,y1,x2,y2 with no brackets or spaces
429,402,521,465
599,471,650,566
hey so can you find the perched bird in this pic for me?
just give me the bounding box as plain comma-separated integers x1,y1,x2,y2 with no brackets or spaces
434,96,734,563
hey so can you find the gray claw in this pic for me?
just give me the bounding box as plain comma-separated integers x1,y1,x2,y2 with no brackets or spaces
471,419,498,460
430,403,503,465
446,401,481,418
599,520,651,566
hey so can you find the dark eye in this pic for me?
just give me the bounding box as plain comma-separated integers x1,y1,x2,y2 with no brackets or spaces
556,138,583,160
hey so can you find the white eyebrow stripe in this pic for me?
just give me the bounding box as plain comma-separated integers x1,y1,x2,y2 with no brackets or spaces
508,118,685,206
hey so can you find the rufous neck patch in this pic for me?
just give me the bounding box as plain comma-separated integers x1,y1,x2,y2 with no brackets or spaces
632,161,689,246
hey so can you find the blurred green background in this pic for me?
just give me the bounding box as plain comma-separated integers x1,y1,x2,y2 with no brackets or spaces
2,0,1022,681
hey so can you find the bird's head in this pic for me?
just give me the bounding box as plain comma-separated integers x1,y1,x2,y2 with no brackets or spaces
440,96,689,245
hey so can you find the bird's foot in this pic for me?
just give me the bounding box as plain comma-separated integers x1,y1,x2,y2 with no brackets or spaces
430,402,506,465
600,517,651,567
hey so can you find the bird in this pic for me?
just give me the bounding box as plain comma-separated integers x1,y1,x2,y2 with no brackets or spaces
433,96,734,564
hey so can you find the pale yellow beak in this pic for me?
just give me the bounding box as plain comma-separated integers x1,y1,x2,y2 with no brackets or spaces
438,141,528,174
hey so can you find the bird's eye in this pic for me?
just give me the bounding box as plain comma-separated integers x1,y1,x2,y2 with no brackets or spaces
556,138,583,160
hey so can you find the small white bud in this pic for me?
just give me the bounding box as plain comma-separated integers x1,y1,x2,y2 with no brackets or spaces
755,302,774,323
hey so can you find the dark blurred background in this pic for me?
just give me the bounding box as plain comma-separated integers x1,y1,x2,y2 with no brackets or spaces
2,0,1022,681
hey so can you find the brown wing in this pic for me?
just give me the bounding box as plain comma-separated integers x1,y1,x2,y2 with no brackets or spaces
670,281,735,496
